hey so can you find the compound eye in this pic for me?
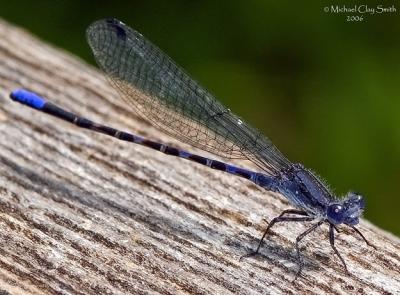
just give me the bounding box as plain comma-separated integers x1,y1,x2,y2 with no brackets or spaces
334,205,342,214
327,204,345,224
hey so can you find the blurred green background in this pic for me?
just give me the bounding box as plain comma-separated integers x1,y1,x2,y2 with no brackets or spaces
1,1,399,236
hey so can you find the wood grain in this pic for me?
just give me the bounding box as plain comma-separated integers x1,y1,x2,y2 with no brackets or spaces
0,19,399,295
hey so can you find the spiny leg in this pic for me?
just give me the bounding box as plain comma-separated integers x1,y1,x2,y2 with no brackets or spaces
294,220,324,280
240,209,312,260
329,224,348,273
349,225,375,248
332,224,341,233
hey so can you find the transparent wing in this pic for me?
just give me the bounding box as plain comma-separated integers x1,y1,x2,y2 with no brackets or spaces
86,18,291,174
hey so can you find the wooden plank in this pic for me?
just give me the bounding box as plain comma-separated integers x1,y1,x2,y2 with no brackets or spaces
0,19,399,295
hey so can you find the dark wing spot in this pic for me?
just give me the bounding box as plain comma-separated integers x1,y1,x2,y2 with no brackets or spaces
106,18,127,41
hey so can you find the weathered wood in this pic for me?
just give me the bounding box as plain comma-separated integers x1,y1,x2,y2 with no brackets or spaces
0,19,399,295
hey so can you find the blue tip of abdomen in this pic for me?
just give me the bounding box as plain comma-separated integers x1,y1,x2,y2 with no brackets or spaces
10,89,47,110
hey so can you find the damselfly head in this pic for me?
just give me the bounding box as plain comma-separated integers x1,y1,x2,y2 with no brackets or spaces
326,192,365,225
